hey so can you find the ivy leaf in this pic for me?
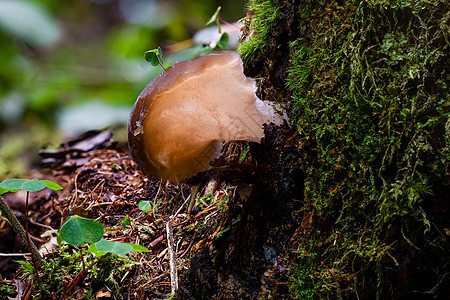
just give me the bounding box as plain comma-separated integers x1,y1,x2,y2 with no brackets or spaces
59,215,104,246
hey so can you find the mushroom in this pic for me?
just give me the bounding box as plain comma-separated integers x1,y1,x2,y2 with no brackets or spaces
128,51,284,183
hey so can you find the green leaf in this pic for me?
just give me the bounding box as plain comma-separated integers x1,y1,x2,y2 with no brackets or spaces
201,46,214,55
59,215,104,246
56,233,63,245
15,260,34,274
88,243,107,257
0,179,27,190
0,179,46,192
0,178,62,192
144,49,161,66
94,239,133,255
121,215,131,227
215,32,229,49
0,187,8,195
22,180,47,192
206,6,221,26
41,180,63,191
138,200,152,212
126,243,149,253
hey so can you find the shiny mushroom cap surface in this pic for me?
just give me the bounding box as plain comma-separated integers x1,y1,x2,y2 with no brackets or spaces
128,51,283,183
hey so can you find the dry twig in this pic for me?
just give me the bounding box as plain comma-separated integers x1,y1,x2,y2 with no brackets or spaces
166,219,178,294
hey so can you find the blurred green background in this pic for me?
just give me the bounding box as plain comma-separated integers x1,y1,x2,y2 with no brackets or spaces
0,0,245,177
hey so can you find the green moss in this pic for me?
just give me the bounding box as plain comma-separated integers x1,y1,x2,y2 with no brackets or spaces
289,251,321,299
290,0,448,298
17,245,138,299
239,0,449,298
237,0,282,68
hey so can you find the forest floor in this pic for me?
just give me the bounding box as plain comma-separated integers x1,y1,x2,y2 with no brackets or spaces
1,126,302,299
1,130,228,298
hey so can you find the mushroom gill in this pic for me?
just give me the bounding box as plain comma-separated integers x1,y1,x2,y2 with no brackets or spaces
128,51,284,183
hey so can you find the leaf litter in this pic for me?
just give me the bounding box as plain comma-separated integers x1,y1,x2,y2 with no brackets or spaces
1,129,250,298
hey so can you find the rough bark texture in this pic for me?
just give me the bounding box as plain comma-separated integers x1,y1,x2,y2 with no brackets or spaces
176,0,449,299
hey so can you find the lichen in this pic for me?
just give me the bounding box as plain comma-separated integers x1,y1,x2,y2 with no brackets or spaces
239,0,449,298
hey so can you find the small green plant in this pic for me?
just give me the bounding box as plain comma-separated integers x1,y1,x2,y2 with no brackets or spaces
0,178,62,196
198,193,215,210
58,215,104,246
206,5,236,37
58,215,149,255
206,6,222,32
138,200,152,212
214,32,229,50
289,251,321,299
205,6,231,50
0,178,149,297
121,214,132,227
0,178,62,292
0,178,63,272
0,280,18,298
57,215,148,296
16,244,138,298
144,6,232,74
144,46,171,71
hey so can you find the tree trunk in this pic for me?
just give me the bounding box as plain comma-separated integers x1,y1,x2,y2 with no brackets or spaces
176,1,449,298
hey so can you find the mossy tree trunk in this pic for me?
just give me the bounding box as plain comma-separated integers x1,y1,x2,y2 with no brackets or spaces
176,1,448,299
238,0,449,299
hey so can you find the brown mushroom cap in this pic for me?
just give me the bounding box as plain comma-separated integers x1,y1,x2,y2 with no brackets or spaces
128,51,283,183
